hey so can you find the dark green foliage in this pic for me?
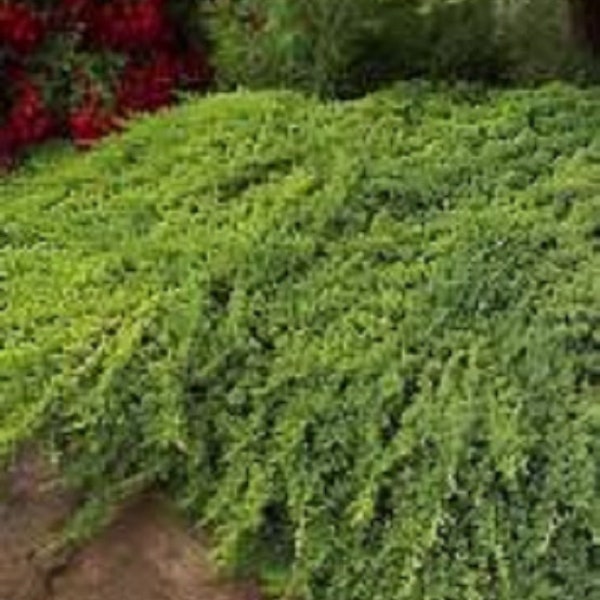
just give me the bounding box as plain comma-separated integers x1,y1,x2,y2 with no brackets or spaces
206,0,598,96
207,0,504,96
496,0,595,82
206,0,385,96
1,84,600,599
358,0,502,85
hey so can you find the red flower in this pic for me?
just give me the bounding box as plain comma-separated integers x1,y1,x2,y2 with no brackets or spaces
68,105,117,148
89,0,173,51
68,86,119,149
0,2,45,53
0,0,213,163
115,49,212,116
116,51,179,114
6,77,56,147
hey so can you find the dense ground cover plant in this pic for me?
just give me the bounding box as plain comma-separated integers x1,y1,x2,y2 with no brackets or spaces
0,0,211,167
1,84,599,598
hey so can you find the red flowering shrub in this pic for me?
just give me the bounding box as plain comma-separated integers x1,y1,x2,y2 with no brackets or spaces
68,82,121,148
7,73,57,144
116,51,179,114
89,0,173,51
0,2,44,52
0,0,212,167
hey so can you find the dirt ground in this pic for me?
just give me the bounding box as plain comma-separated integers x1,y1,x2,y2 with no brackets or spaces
0,450,262,600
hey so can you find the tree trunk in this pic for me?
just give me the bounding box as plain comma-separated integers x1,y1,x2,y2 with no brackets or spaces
569,0,600,54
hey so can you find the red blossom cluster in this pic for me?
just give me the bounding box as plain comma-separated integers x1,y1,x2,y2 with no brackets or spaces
0,2,44,53
89,0,172,51
68,82,121,148
1,0,212,167
0,71,56,167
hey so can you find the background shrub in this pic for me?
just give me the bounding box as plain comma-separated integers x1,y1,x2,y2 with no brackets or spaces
496,0,595,81
208,0,598,96
1,83,599,599
208,0,499,96
207,0,383,97
354,0,503,87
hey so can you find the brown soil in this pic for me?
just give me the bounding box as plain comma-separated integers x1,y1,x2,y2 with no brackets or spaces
0,449,262,600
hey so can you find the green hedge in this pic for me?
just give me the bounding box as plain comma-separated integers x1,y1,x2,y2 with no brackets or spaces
207,0,595,96
208,0,502,96
1,84,599,598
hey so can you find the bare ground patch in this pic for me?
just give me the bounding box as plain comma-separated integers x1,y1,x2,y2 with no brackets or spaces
0,450,262,600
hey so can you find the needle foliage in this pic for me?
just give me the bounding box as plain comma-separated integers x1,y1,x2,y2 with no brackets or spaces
1,83,599,599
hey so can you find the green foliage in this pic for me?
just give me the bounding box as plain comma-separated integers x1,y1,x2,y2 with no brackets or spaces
206,0,385,96
207,0,505,96
207,0,599,96
1,83,600,599
356,0,503,87
496,0,594,81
